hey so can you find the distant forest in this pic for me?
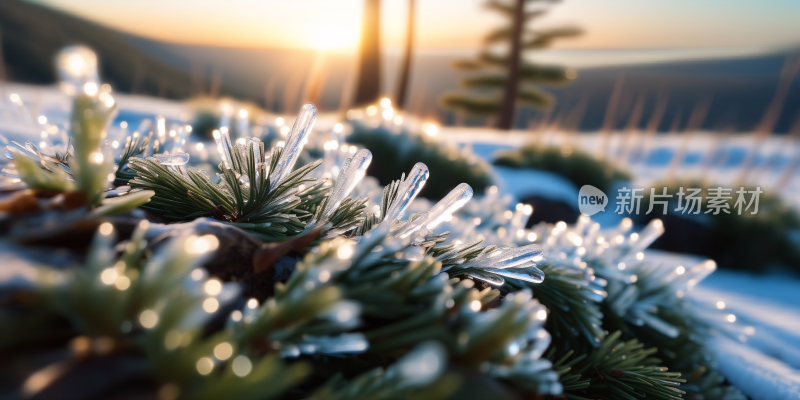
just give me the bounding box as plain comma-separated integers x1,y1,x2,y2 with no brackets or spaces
0,0,245,100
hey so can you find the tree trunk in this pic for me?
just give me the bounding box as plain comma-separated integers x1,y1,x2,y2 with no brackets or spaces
0,27,7,81
353,0,382,106
496,0,525,130
394,0,415,110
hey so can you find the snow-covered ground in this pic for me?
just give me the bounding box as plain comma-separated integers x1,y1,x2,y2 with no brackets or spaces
0,82,188,141
441,127,800,211
3,83,800,399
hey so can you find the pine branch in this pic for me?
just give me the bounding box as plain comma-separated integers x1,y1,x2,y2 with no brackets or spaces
11,155,76,192
484,27,514,44
114,130,154,185
452,59,485,71
438,92,501,116
460,74,507,89
474,52,574,84
129,106,370,242
308,342,459,400
4,93,116,200
518,63,575,84
523,27,583,49
507,263,607,347
561,331,686,400
353,178,400,236
518,87,554,108
484,0,548,23
70,94,117,206
27,223,312,400
117,132,152,169
596,261,747,400
128,147,328,240
260,228,559,395
2,94,153,215
550,348,591,390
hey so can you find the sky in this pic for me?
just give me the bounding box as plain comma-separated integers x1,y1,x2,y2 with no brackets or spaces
34,0,800,52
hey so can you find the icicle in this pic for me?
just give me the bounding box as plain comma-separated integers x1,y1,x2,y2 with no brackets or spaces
3,141,40,162
461,244,544,270
633,309,680,338
213,130,234,170
485,266,545,284
221,132,235,169
152,152,189,166
687,259,717,284
316,149,372,224
270,103,317,191
629,218,665,253
3,141,72,175
295,333,369,355
382,163,429,224
466,271,505,286
246,138,262,163
395,183,473,238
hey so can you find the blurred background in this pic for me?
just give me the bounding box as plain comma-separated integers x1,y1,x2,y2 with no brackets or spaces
1,0,800,276
2,0,800,129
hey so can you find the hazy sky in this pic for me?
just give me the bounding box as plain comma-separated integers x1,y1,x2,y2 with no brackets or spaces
35,0,800,51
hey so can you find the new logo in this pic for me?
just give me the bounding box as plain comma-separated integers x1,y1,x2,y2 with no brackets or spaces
579,185,607,216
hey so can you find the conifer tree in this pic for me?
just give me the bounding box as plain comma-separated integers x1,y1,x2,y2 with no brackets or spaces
439,0,581,130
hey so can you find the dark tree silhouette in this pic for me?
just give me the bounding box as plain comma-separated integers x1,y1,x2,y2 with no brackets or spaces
394,0,415,110
353,0,382,106
439,0,581,130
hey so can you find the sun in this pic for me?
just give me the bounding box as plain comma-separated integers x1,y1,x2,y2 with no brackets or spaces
313,22,359,51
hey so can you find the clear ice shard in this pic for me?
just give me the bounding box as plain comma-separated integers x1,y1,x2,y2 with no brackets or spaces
485,266,545,284
382,162,429,224
214,131,234,170
466,271,505,286
152,152,189,166
395,183,473,238
247,138,262,163
295,333,368,355
462,244,544,270
629,218,665,253
316,149,372,224
270,103,317,191
3,141,39,162
4,141,72,175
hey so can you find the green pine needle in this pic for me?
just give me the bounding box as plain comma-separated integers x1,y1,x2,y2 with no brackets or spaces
129,143,364,241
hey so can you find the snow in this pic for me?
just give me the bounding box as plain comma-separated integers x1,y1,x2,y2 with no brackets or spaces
707,337,800,400
440,126,800,210
694,271,800,370
0,82,189,146
492,166,578,204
